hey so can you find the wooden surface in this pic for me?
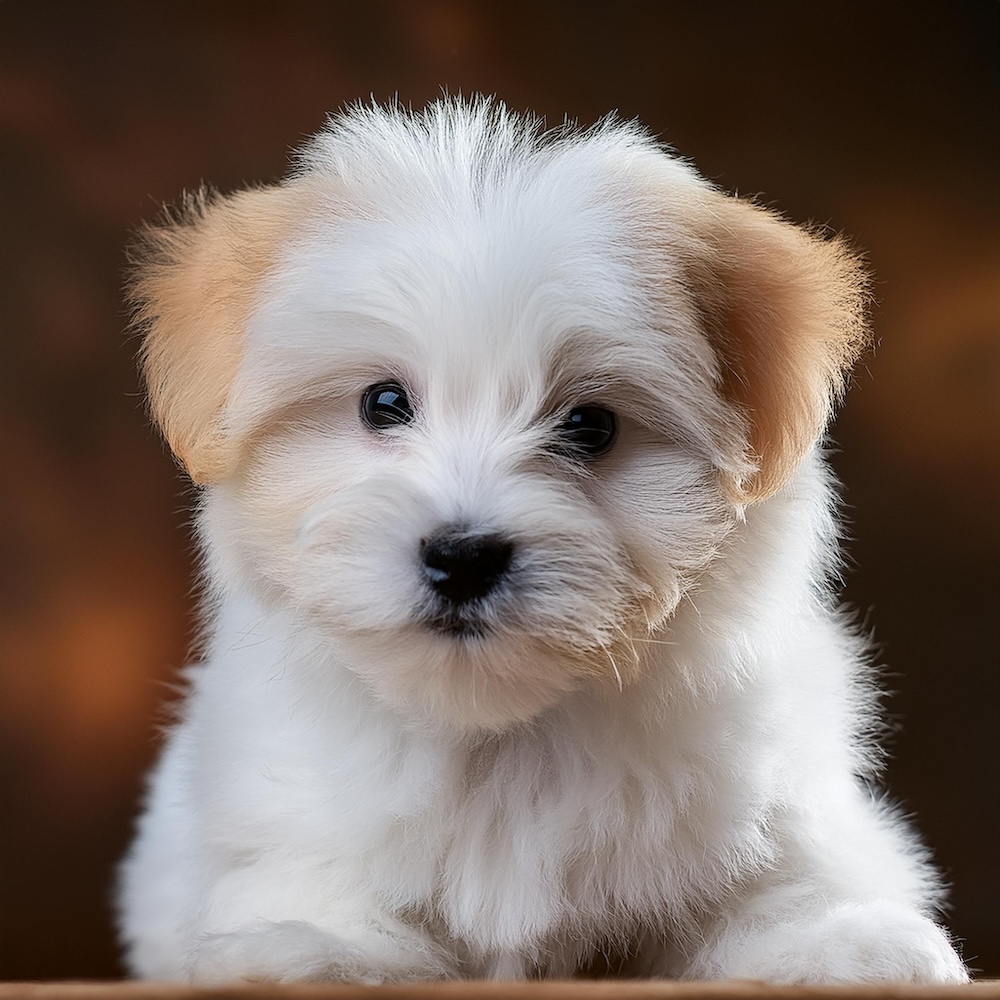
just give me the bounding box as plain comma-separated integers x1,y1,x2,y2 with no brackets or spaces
0,983,996,999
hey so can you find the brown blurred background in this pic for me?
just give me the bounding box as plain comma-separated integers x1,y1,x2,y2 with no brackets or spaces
1,0,997,982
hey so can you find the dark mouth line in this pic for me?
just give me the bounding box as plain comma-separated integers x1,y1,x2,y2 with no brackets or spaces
423,612,492,639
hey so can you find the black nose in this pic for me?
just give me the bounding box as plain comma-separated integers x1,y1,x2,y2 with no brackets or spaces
420,531,513,605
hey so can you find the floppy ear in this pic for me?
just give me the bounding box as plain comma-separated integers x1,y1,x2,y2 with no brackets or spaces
129,183,307,484
686,192,870,503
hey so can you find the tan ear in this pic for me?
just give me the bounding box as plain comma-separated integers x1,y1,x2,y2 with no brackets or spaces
129,183,308,484
686,192,870,503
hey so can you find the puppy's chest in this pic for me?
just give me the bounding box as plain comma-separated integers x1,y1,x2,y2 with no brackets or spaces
374,735,680,950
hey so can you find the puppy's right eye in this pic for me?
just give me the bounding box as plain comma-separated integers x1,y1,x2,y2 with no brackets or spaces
361,382,414,429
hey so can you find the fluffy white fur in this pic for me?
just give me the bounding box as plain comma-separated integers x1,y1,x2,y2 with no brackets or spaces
118,98,967,984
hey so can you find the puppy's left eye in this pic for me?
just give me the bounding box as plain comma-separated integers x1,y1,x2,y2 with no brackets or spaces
558,405,617,457
361,382,414,429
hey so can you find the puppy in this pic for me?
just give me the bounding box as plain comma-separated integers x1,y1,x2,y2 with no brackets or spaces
118,98,967,984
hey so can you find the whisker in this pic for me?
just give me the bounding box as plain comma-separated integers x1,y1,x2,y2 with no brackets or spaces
628,635,677,647
606,649,624,692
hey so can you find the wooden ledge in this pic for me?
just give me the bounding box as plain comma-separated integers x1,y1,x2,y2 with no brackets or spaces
0,983,995,1000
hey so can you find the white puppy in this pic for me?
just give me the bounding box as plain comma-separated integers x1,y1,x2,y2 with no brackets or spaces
118,98,967,984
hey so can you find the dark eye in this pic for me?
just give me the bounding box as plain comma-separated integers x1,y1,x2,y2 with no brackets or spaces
558,405,616,457
361,382,414,429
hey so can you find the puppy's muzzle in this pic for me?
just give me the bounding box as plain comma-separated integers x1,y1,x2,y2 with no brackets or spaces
420,529,513,608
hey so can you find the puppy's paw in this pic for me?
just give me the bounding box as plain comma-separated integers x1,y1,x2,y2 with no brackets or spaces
693,902,968,984
186,919,452,984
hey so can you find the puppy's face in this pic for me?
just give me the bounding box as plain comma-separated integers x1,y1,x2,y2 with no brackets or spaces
134,103,866,730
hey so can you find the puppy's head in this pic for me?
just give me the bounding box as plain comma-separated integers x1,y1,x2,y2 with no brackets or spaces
132,99,867,729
